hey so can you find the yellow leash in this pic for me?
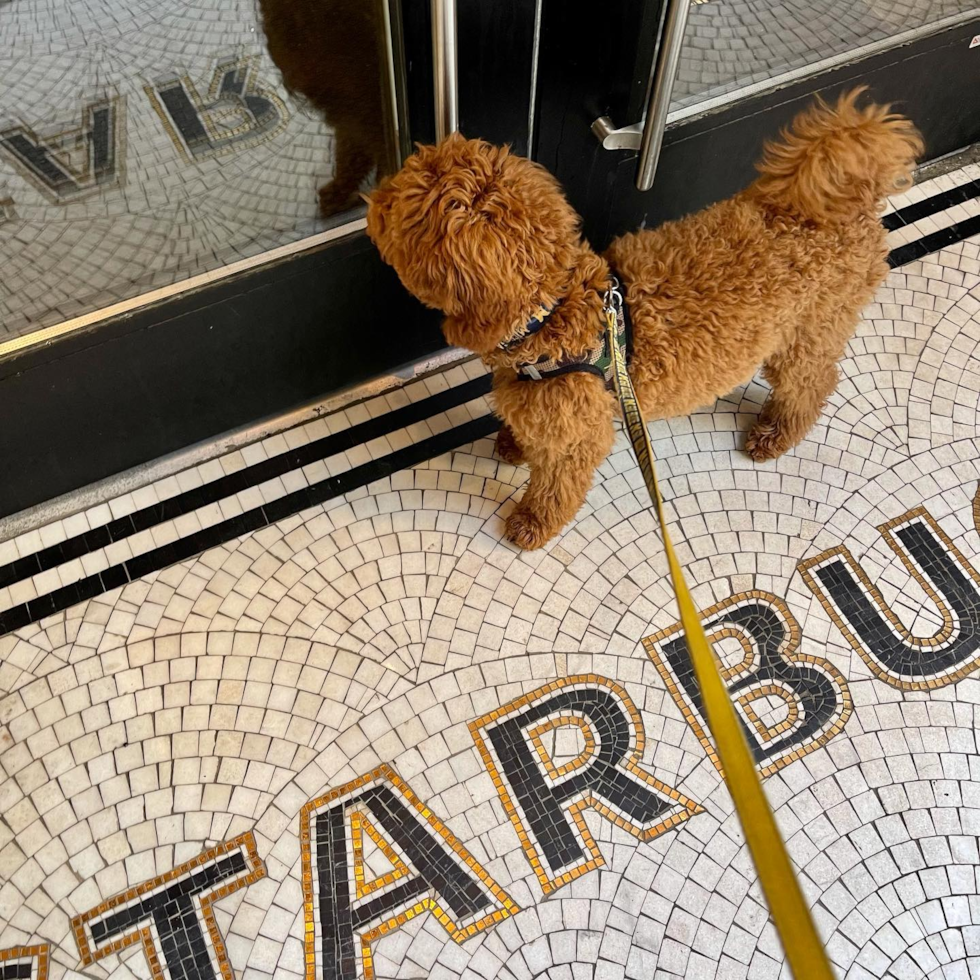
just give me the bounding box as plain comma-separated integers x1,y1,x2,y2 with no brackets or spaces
603,289,834,980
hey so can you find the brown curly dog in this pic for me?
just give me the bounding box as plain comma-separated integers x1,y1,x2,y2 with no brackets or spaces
367,89,922,550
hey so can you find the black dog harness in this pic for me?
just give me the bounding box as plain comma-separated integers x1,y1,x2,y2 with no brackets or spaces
498,277,633,387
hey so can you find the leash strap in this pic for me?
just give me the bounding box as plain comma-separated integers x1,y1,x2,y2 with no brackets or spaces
602,296,835,980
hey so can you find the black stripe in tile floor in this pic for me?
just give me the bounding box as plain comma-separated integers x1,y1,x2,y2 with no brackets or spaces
0,373,491,592
0,415,500,637
888,213,980,268
882,177,980,231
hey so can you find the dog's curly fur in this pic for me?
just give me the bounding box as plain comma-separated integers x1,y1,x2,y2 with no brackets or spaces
367,89,922,550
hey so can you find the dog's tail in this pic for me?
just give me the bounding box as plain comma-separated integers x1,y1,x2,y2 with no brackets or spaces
750,87,923,224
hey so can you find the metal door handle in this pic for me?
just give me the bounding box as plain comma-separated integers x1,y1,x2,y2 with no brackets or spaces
431,0,458,140
592,0,693,190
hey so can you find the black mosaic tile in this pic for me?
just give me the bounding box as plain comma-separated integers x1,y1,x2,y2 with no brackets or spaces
0,962,32,980
882,178,980,230
486,688,675,876
314,781,498,980
659,602,844,767
814,518,980,681
889,213,980,268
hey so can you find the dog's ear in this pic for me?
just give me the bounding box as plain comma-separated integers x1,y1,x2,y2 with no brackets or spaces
437,185,532,313
436,210,532,349
364,177,398,262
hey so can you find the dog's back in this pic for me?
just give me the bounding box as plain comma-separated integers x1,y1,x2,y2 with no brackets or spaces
611,89,921,301
607,89,922,446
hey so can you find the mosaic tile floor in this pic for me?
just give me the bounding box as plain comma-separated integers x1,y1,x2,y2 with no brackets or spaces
1,168,980,980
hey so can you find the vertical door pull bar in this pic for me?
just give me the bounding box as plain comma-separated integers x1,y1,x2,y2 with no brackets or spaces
431,0,459,140
591,0,693,191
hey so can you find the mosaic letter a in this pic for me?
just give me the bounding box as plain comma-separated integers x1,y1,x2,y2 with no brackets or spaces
300,764,517,980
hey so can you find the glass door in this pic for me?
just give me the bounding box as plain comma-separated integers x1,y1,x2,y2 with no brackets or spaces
0,0,404,344
0,0,538,517
671,0,979,117
533,0,980,248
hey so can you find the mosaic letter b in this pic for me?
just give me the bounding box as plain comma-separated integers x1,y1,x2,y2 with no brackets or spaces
645,593,851,777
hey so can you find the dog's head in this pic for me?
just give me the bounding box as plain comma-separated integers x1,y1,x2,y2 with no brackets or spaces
366,134,580,353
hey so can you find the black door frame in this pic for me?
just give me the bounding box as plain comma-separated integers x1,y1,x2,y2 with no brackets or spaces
0,0,539,520
533,4,980,248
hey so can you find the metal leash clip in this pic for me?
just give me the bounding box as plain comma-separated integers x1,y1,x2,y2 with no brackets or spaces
602,276,623,317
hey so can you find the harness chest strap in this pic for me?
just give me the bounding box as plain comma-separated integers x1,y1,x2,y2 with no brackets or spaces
499,276,633,386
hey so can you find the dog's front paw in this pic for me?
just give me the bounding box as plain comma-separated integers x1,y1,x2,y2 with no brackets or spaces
505,507,554,551
495,427,525,465
745,419,791,461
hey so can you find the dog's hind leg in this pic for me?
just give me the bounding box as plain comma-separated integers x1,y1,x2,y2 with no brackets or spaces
746,310,854,461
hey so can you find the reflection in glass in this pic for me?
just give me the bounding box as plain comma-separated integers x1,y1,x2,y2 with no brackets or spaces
672,0,980,112
259,0,398,215
0,0,398,341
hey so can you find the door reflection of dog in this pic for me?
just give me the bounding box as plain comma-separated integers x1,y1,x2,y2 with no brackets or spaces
258,0,393,216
